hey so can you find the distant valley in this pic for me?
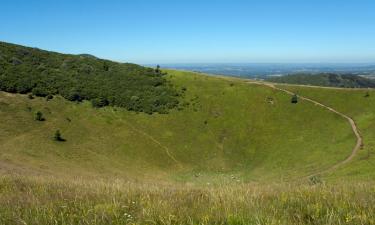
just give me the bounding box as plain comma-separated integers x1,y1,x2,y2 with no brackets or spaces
161,63,375,78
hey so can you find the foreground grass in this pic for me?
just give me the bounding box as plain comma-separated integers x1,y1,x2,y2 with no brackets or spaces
0,175,374,225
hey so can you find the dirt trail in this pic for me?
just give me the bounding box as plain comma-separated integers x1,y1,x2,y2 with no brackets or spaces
128,126,182,166
247,81,363,178
109,109,183,168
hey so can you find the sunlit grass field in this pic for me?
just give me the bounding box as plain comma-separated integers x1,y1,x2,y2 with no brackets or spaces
0,71,355,181
1,175,374,225
279,84,375,180
1,70,373,224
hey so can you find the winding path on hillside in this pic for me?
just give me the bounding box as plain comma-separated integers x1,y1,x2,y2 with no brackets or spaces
247,81,363,178
109,109,183,168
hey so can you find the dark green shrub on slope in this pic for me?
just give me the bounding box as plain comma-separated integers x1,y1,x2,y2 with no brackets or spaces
291,94,298,104
0,42,179,114
35,111,44,121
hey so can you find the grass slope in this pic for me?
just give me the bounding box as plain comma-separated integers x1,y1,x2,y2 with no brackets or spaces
276,84,375,180
0,70,355,182
1,70,373,224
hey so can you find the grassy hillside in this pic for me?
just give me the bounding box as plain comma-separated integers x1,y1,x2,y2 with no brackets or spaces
267,73,375,88
1,68,374,224
0,42,179,114
0,70,356,182
276,84,375,180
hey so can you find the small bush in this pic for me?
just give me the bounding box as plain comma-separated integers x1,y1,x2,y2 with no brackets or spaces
46,95,53,101
309,175,323,185
65,90,82,102
291,94,298,104
103,62,109,71
54,130,65,142
35,111,45,121
92,97,109,108
155,65,161,74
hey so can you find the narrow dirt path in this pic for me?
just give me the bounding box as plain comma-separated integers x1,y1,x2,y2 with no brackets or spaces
247,81,363,178
109,109,183,168
128,125,182,166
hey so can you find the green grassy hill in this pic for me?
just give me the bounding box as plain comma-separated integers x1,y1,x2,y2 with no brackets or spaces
278,84,375,180
0,69,356,182
1,70,374,224
1,43,375,224
0,41,179,114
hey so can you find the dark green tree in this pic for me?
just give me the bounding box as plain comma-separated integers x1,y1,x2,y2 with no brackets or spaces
35,111,44,121
155,65,161,74
54,130,64,141
103,62,109,71
92,97,109,108
291,94,298,104
46,94,53,101
66,89,82,101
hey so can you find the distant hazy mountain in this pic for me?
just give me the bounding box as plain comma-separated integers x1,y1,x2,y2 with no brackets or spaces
160,63,375,78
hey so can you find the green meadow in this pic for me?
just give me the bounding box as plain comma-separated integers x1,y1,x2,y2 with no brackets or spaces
279,84,375,180
0,70,355,181
0,70,374,224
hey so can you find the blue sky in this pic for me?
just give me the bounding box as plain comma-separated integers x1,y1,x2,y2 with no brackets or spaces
1,0,374,64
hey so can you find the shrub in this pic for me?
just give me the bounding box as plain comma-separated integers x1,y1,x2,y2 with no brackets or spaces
155,65,161,74
309,175,323,185
32,87,48,97
103,62,109,71
65,89,82,102
54,130,64,141
46,95,53,101
35,111,44,121
92,97,109,108
291,94,298,104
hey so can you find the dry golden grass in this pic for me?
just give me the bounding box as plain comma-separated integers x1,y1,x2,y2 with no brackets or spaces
0,175,374,225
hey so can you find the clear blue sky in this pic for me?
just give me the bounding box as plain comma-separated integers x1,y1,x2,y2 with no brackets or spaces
1,0,374,64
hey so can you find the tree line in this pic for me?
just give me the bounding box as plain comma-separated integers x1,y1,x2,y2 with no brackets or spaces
0,42,180,114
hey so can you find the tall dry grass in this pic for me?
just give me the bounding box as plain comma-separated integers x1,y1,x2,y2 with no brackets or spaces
0,175,374,225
